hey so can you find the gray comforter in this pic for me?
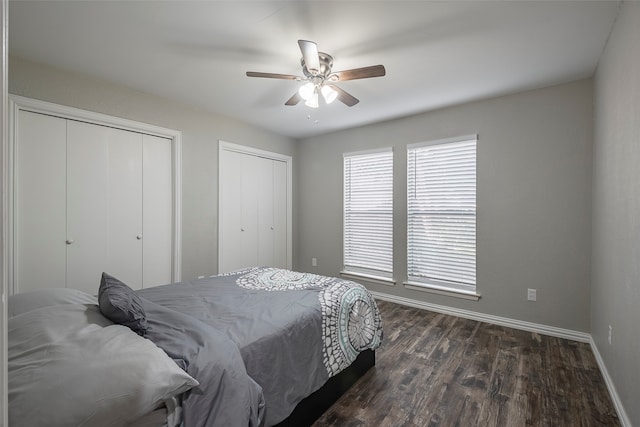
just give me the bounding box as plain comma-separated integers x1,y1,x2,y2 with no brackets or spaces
141,298,266,427
138,267,383,427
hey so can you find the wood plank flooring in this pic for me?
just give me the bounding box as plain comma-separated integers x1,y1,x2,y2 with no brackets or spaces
313,300,619,427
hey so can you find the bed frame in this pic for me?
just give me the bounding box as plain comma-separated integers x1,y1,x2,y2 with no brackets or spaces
274,349,375,427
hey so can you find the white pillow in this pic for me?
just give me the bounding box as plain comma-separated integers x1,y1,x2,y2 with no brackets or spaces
8,304,199,427
8,287,98,317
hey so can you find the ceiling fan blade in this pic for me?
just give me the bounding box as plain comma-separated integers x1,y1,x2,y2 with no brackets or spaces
285,92,303,106
246,71,301,80
298,40,320,74
329,85,359,107
332,65,386,81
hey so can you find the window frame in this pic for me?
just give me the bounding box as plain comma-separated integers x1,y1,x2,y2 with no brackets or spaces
342,147,395,284
405,134,479,299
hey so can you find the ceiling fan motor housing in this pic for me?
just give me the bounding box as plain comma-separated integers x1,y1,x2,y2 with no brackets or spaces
302,52,334,79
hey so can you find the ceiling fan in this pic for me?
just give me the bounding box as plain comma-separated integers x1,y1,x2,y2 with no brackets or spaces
246,40,386,108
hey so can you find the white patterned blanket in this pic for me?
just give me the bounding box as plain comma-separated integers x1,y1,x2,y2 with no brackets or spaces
235,267,383,376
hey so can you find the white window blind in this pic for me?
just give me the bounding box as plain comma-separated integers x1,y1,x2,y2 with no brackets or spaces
343,149,393,279
407,135,477,293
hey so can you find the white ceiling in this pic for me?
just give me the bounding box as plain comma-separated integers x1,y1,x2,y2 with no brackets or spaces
9,1,620,139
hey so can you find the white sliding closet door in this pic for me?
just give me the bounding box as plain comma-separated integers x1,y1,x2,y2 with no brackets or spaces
240,153,261,268
271,159,288,268
142,134,173,287
256,156,274,267
16,111,67,293
257,157,288,268
220,150,246,273
218,143,290,274
66,121,143,293
11,95,181,296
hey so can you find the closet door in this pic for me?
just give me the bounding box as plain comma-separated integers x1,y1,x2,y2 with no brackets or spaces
219,145,290,274
257,157,287,268
15,111,67,293
256,156,274,267
271,159,288,268
240,153,261,267
219,149,256,273
142,134,173,287
66,121,143,294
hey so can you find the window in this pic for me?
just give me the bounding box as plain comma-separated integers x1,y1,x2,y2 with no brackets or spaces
343,148,393,280
407,135,477,295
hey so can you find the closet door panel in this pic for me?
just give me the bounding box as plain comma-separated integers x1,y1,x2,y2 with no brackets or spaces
16,111,67,293
219,149,245,273
240,153,260,268
272,159,288,269
107,128,143,288
257,156,275,267
142,134,173,287
66,121,143,293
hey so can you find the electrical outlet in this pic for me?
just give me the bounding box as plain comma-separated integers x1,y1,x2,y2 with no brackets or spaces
608,325,612,345
527,288,537,301
311,258,317,267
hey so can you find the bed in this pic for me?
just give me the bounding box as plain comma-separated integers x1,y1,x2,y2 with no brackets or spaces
8,267,383,427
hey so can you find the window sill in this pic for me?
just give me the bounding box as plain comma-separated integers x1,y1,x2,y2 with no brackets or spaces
403,281,481,301
340,271,396,287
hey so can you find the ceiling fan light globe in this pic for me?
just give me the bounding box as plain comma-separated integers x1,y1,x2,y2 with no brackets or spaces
305,92,319,108
299,82,315,101
321,85,338,104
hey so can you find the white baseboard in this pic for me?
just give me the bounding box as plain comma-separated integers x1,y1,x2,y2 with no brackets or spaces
370,290,630,425
370,290,590,342
589,338,631,427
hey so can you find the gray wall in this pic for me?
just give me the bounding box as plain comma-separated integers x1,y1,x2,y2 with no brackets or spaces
9,56,597,333
9,56,297,282
295,79,593,332
593,2,639,425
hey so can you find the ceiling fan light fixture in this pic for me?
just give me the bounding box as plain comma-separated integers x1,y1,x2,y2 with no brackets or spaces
305,91,319,108
298,82,315,101
321,85,337,104
246,40,385,108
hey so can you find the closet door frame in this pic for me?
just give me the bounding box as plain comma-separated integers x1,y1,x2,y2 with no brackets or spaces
218,140,292,273
8,95,182,295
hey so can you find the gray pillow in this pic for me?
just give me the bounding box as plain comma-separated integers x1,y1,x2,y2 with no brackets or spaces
98,272,148,336
8,304,199,427
8,288,98,318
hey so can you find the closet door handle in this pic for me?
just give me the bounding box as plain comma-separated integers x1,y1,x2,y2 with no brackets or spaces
66,239,74,245
241,228,245,232
136,235,142,240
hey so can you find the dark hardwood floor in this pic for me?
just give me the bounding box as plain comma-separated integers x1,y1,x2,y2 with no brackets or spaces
313,300,619,427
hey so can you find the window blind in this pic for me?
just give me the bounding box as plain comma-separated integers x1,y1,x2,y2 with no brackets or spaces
407,136,477,292
343,149,393,278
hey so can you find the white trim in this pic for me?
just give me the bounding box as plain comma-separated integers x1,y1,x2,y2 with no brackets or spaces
340,270,396,287
589,338,632,427
407,133,478,150
370,291,590,343
8,95,183,293
403,281,481,301
219,140,293,164
1,0,9,423
218,140,293,272
9,95,181,139
343,146,393,158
